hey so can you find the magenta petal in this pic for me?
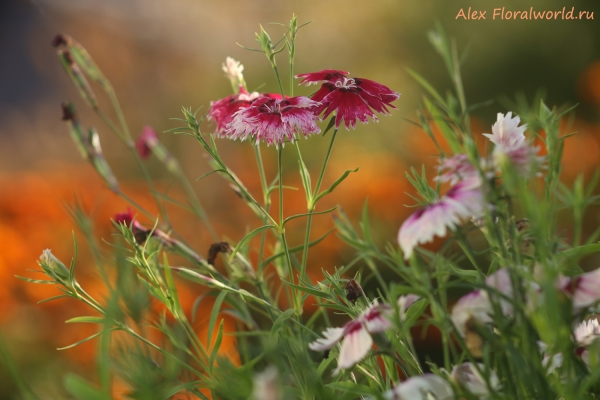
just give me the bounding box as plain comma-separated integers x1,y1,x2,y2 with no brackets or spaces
295,69,349,85
320,89,376,129
354,78,400,103
136,126,158,159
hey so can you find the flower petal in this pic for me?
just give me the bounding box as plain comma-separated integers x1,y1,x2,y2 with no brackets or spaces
308,327,345,351
335,324,373,372
387,374,453,400
398,294,421,321
295,69,349,85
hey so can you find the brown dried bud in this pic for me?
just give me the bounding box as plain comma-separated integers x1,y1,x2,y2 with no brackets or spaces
207,242,232,265
51,34,70,48
345,279,364,304
61,102,76,121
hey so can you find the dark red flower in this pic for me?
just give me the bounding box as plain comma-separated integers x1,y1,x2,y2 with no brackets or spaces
296,69,400,130
225,96,320,146
135,126,158,159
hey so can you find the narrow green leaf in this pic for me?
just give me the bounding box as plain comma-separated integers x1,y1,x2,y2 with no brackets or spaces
15,276,56,285
207,291,228,348
69,232,78,286
65,316,105,324
282,281,331,300
209,320,225,370
58,330,114,351
406,68,445,106
196,169,226,181
230,225,277,260
37,294,71,304
314,168,358,203
269,309,295,345
283,206,338,226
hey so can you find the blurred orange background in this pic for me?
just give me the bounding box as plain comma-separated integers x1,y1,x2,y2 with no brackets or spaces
1,0,600,397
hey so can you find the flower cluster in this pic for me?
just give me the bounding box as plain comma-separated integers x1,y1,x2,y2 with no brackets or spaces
398,112,543,259
207,60,399,146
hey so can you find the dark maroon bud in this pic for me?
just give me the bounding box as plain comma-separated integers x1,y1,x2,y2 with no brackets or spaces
61,102,76,121
51,34,69,48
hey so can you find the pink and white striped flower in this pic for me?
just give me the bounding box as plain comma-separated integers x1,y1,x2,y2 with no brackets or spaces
559,268,600,311
483,112,543,176
296,69,400,130
226,96,320,146
309,302,392,374
380,374,453,400
398,176,486,259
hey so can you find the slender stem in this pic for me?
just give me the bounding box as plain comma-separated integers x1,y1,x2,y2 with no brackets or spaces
313,129,338,196
273,65,286,98
254,145,271,276
300,129,338,281
278,147,299,314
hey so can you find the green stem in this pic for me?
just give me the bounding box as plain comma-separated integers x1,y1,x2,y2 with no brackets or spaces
273,65,286,97
178,174,219,241
254,145,271,276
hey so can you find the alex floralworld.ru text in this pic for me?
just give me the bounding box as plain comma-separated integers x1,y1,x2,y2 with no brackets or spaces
456,7,594,20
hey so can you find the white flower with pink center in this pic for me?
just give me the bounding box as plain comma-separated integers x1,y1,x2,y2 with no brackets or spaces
309,302,392,374
397,294,421,321
451,269,513,338
398,176,486,259
559,268,600,311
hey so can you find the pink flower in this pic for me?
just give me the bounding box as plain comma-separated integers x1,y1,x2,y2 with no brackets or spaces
398,177,486,259
296,69,400,130
483,112,544,175
380,374,453,400
560,268,600,311
309,302,391,374
226,96,320,146
208,88,263,135
435,154,479,185
136,126,159,159
451,269,513,337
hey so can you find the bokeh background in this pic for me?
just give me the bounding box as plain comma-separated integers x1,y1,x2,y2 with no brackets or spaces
1,0,600,397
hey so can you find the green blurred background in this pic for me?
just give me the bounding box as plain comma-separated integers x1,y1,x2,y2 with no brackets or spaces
1,0,600,398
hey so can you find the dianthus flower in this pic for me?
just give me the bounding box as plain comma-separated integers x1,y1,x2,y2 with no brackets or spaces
398,176,485,259
296,69,400,130
226,96,320,146
309,302,391,374
559,267,600,311
378,374,453,400
450,362,501,399
483,112,544,176
208,88,264,135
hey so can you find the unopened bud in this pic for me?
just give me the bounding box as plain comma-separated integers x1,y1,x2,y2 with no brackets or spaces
222,57,246,93
88,128,119,193
208,242,256,280
61,101,88,159
57,49,98,110
39,249,70,284
136,126,181,175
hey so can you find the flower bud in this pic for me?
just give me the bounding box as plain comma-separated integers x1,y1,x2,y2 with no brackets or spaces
57,49,98,110
344,279,363,304
222,57,246,93
39,249,70,284
136,126,181,175
88,128,120,193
